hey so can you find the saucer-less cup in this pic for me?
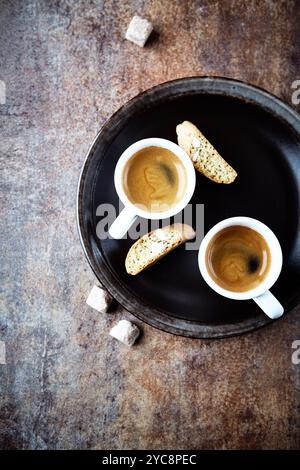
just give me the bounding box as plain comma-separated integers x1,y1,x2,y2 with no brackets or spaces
109,138,196,239
198,216,284,319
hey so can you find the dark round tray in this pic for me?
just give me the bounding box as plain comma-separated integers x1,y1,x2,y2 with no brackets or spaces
77,77,300,338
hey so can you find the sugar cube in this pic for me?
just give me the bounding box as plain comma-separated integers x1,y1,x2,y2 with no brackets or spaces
109,320,140,346
125,15,153,47
86,285,113,313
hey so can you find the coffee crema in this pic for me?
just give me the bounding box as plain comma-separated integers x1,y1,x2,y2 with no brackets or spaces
205,225,271,292
122,146,187,212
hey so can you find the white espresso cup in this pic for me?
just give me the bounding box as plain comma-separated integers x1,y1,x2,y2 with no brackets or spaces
198,216,284,319
109,138,196,239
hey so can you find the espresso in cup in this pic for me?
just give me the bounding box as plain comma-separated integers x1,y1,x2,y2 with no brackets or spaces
205,225,271,292
122,146,187,212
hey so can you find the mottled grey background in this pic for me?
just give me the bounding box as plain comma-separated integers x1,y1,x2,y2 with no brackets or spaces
0,0,299,450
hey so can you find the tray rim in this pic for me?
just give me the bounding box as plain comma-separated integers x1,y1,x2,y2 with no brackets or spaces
76,76,300,338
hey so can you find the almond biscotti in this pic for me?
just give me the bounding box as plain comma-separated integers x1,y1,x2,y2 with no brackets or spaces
125,224,195,275
176,120,237,184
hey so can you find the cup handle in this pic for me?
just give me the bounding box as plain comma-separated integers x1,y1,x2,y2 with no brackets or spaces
109,206,138,239
253,290,284,319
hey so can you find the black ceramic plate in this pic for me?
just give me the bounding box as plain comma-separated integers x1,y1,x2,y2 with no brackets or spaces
77,77,300,338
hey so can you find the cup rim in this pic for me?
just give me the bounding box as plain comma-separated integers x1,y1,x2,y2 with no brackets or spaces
114,138,196,219
198,216,283,300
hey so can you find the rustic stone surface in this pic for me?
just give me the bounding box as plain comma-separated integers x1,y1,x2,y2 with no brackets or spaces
0,0,299,450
